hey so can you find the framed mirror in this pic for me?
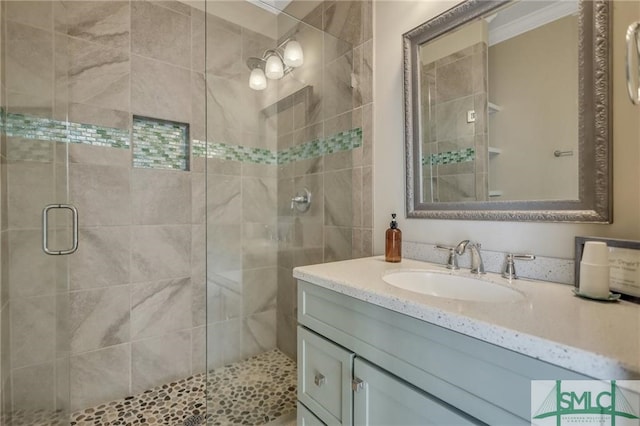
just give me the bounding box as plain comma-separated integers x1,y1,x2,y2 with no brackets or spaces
403,0,611,222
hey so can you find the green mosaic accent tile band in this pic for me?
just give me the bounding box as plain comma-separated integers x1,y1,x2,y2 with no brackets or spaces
1,111,130,149
423,147,475,166
133,117,189,170
0,109,363,167
191,140,278,164
191,127,362,165
278,128,362,165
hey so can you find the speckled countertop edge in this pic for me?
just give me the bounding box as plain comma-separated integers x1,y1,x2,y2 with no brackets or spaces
293,256,640,379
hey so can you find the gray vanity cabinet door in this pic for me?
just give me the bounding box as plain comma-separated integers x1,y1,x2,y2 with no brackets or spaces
298,326,354,425
353,357,481,426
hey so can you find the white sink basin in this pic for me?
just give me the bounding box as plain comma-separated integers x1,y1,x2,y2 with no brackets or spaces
382,270,525,302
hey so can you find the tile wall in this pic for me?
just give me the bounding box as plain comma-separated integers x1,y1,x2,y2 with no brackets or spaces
1,0,212,416
0,0,372,419
0,1,9,422
275,0,374,358
421,42,488,202
0,1,373,420
0,0,280,417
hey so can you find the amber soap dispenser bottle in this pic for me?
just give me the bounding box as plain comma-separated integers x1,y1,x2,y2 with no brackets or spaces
385,213,402,263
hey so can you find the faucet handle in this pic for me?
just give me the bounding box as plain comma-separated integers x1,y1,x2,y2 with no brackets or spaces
502,253,536,280
436,245,459,270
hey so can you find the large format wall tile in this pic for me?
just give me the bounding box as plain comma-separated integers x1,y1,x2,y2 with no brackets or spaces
10,296,55,369
362,166,373,228
131,55,191,123
130,225,191,282
131,277,192,340
206,72,261,136
207,224,241,275
64,36,130,113
132,1,190,68
243,223,278,269
191,326,205,375
5,21,53,108
206,174,241,224
132,169,191,225
192,11,242,77
436,55,475,103
324,169,352,227
69,164,131,227
70,227,130,290
131,330,191,394
67,143,131,167
276,308,296,360
67,102,130,131
191,72,206,141
324,226,352,262
207,275,241,322
324,1,364,50
242,267,277,315
69,286,130,354
6,1,52,31
353,40,373,107
192,172,206,224
11,362,55,412
70,344,130,412
191,224,206,324
435,96,475,142
7,162,55,229
242,177,277,223
55,1,130,50
324,53,353,120
242,309,276,359
8,230,56,298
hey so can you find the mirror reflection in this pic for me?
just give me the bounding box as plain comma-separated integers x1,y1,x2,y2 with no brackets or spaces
418,0,580,203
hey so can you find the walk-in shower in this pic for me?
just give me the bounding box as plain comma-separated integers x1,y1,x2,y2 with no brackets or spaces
0,0,373,424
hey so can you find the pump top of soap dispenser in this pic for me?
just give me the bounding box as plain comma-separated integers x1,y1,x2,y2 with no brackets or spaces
390,213,398,229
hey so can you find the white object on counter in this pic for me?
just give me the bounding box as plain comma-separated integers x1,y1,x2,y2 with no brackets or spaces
579,263,611,298
579,241,610,298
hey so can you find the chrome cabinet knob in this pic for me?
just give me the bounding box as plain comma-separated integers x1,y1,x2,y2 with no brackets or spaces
314,373,326,387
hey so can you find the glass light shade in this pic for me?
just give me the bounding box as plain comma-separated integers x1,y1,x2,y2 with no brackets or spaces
265,55,284,79
249,67,267,90
283,40,304,67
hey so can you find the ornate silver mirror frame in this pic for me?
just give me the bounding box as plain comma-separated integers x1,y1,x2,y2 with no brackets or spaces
403,0,611,222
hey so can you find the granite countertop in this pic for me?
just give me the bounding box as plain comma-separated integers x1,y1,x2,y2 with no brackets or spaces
293,256,640,379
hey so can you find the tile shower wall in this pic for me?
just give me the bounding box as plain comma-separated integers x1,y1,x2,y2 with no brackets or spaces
0,0,285,417
275,0,374,358
422,42,488,202
0,0,372,418
0,1,9,422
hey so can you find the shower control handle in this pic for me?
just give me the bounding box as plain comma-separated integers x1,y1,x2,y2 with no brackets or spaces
291,188,312,212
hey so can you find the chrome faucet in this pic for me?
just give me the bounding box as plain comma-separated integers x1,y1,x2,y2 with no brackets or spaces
455,240,485,274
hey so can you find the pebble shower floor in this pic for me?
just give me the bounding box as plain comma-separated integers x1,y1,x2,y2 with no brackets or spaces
6,349,296,426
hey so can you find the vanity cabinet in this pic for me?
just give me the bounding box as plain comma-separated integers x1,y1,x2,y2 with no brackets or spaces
297,280,592,425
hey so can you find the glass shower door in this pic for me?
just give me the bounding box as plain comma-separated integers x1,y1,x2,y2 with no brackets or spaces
2,5,73,418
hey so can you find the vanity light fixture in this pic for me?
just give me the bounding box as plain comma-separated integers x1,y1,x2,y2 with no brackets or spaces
246,39,304,90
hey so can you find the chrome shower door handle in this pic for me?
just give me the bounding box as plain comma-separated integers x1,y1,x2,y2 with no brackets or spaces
626,21,640,105
42,204,79,255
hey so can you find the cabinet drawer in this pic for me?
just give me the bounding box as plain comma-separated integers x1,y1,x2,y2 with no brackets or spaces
298,326,354,425
298,402,326,426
